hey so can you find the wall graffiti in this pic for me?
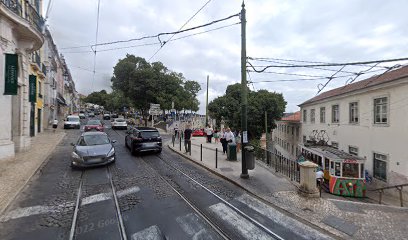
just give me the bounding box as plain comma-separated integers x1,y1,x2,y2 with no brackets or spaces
329,177,366,197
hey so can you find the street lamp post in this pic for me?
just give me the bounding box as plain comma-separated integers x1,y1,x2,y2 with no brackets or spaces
240,2,249,179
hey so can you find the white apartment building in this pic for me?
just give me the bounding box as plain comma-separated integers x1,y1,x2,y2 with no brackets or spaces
272,112,301,160
0,0,44,159
299,66,408,187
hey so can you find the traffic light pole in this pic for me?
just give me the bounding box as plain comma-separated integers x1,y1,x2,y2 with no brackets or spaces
240,2,249,179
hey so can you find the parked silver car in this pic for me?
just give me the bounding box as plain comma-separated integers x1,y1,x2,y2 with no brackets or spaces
71,132,116,168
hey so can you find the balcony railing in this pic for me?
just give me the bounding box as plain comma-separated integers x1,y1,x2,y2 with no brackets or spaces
1,0,43,33
31,51,40,68
24,1,43,33
1,0,22,16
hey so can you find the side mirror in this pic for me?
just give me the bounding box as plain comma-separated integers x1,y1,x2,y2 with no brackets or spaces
70,142,75,146
112,140,117,143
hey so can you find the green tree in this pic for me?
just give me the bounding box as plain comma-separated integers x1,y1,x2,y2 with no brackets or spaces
208,84,286,139
111,54,201,124
83,90,108,107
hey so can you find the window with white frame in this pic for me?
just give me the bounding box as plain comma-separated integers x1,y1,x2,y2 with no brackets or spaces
374,97,388,124
331,141,339,149
349,102,359,123
303,109,307,122
332,105,339,123
320,107,325,123
349,146,358,156
310,109,315,123
373,153,387,181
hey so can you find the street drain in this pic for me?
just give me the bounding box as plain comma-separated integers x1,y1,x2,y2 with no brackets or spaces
302,207,313,213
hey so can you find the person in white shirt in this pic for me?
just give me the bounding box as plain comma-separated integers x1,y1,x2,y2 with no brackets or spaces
52,118,58,133
224,128,235,143
316,168,324,186
205,125,213,143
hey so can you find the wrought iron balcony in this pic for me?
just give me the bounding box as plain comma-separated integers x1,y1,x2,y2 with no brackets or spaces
1,0,44,33
31,51,41,69
1,0,22,16
24,1,43,33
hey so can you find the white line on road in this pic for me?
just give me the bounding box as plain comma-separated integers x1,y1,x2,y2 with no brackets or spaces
208,202,272,240
131,225,164,240
0,186,140,222
236,194,333,240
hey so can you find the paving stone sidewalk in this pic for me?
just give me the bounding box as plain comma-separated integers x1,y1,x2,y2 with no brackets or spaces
0,129,66,214
169,136,408,240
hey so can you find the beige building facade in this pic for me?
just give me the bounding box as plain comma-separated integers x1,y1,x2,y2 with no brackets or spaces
299,66,408,187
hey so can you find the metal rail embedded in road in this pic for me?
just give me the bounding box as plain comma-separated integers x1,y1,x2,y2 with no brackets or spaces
143,154,285,240
108,166,128,240
69,171,83,240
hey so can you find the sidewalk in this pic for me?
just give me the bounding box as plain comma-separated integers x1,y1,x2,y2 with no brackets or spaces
0,129,66,214
169,136,408,240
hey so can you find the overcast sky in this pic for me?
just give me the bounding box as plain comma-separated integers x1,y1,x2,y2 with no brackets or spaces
44,0,408,114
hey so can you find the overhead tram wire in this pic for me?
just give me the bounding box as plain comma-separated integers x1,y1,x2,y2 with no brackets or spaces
60,22,240,54
247,56,408,70
60,12,239,51
92,0,101,92
148,0,213,61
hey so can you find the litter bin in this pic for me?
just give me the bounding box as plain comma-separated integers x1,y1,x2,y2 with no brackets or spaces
227,143,237,161
244,146,255,170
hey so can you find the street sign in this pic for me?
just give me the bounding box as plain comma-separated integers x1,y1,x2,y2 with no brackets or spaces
149,103,161,115
242,131,248,143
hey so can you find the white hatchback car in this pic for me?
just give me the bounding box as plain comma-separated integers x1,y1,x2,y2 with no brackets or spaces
112,118,128,130
64,115,81,129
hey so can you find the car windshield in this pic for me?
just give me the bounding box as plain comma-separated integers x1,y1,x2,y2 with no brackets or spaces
80,135,110,146
115,118,125,122
87,120,101,125
141,131,160,138
67,117,79,122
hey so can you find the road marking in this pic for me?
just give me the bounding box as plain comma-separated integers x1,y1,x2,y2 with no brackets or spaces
208,202,271,240
176,213,216,239
236,194,333,240
131,225,164,240
0,186,140,222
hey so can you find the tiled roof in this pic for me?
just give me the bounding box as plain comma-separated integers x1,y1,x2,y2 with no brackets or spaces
299,65,408,106
281,111,300,122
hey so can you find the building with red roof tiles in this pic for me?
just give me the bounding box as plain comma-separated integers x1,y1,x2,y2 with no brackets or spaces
298,65,408,188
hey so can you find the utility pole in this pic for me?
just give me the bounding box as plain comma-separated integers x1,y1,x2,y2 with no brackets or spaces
240,2,249,179
205,75,209,127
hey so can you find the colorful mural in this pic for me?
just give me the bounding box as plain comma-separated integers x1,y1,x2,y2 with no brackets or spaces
329,177,366,197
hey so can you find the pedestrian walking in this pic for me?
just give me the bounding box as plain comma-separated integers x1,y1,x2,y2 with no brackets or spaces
184,124,193,154
220,128,228,154
205,125,213,143
52,118,58,133
236,131,241,153
214,130,219,144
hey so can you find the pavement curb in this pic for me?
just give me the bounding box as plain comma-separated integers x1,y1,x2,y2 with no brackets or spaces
0,132,66,215
167,144,346,240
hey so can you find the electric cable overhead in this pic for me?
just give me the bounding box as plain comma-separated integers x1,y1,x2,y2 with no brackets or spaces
148,0,213,61
60,22,240,54
91,0,101,92
247,56,408,70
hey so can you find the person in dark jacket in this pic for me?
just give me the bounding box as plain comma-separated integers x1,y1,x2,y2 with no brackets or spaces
184,124,193,154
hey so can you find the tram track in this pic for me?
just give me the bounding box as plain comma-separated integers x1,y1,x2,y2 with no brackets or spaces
141,153,285,240
68,165,128,240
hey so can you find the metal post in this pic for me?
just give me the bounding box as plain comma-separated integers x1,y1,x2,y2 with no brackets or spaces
379,190,383,204
240,2,249,179
200,144,203,161
397,186,403,207
205,75,209,127
179,135,182,151
189,141,191,156
216,148,218,168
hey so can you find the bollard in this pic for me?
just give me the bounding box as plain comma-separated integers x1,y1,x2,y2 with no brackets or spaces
172,135,175,147
189,141,191,156
179,136,182,151
200,144,203,161
215,148,218,168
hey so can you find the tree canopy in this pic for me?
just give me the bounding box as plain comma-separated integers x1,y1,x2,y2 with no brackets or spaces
110,54,201,117
208,83,286,139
